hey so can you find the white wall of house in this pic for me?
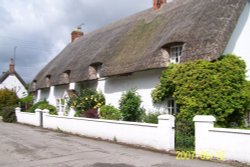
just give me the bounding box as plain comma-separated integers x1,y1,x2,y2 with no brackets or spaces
0,75,28,98
35,69,168,113
224,1,250,79
98,69,168,113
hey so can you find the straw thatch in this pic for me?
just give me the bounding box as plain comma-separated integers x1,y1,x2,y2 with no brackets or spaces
32,0,247,90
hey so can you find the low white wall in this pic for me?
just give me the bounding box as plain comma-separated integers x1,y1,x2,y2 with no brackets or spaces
194,115,250,164
15,107,41,126
43,114,175,151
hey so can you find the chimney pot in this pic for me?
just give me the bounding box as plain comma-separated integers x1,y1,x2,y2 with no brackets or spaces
153,0,166,10
71,27,84,42
9,58,15,74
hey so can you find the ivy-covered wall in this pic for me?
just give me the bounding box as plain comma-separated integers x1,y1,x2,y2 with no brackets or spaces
152,54,249,127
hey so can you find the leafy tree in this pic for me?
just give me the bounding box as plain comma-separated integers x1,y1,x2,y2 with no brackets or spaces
152,54,247,127
119,89,144,122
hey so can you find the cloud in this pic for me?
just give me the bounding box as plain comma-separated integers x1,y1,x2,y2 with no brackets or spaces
0,0,151,82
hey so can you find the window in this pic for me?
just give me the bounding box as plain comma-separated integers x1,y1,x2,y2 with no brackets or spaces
45,75,51,87
89,63,102,79
32,80,37,90
167,98,178,115
63,70,70,83
170,45,182,64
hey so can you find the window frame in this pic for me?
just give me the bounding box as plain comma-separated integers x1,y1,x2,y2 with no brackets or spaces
166,98,178,115
169,45,182,64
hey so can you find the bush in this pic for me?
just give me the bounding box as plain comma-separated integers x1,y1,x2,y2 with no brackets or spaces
84,108,99,118
26,101,48,113
2,106,16,123
37,102,57,115
0,89,18,115
26,101,57,115
100,105,122,120
19,95,33,111
68,88,105,117
152,54,247,128
119,89,145,122
143,112,161,124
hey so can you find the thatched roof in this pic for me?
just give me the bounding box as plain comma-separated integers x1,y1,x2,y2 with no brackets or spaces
32,0,247,90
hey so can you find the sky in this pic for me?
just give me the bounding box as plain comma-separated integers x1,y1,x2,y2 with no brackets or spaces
0,0,152,82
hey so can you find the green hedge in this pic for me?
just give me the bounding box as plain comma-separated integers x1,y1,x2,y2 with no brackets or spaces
100,105,122,120
2,106,16,123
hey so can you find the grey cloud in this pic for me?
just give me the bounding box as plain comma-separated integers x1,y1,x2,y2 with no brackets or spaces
0,0,151,82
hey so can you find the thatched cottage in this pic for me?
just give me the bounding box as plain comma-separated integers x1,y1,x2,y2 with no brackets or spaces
31,0,250,115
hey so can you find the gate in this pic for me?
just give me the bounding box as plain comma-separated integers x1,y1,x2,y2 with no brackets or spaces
175,119,194,151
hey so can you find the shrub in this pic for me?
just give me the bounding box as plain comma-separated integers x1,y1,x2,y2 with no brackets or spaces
143,112,161,124
37,102,57,115
100,105,122,120
84,108,99,118
119,89,145,122
19,95,33,111
2,106,16,123
26,101,48,113
0,89,18,115
152,54,247,128
68,88,105,117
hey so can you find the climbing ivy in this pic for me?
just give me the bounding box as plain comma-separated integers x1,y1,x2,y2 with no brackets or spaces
152,54,248,127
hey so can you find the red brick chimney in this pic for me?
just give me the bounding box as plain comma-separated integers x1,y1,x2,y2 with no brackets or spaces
9,58,15,74
71,27,84,42
153,0,166,10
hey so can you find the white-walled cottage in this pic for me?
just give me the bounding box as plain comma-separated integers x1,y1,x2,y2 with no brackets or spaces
31,0,250,114
0,58,28,98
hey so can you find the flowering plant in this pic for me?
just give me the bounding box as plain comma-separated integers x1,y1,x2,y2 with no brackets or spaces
68,88,105,117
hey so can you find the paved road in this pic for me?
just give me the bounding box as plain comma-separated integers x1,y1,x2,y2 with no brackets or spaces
0,120,237,167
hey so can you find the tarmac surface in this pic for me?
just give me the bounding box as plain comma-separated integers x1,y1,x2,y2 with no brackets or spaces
0,119,239,167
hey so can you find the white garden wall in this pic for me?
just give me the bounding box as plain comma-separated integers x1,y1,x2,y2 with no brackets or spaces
43,114,175,151
15,107,175,151
15,108,41,126
193,115,250,164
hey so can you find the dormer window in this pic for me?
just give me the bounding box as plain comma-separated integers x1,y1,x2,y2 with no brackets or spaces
170,45,182,64
32,80,37,90
161,42,184,64
89,63,102,79
45,75,51,87
63,70,70,83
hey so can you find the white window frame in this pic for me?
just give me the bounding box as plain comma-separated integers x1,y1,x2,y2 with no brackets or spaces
166,98,178,115
170,45,182,64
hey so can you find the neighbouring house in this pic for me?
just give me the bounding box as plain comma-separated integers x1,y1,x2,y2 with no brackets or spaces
30,0,250,115
0,58,28,98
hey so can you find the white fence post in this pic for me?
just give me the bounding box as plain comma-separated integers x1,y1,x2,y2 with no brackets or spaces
15,107,21,122
157,114,175,151
68,108,76,117
35,109,42,126
193,115,216,154
15,107,21,113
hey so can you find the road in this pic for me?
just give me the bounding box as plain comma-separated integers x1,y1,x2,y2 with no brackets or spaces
0,120,238,167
